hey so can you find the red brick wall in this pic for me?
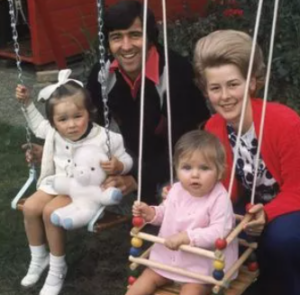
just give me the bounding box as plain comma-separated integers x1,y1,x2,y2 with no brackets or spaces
105,0,208,19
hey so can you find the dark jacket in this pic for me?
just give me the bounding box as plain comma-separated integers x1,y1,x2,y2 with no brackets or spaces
86,45,210,202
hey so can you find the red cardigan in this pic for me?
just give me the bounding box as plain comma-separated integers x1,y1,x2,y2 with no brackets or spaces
205,98,300,222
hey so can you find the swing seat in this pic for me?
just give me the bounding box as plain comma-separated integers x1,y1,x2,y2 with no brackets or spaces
128,214,259,295
154,267,259,295
15,198,130,233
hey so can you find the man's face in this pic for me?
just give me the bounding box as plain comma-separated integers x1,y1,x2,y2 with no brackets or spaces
108,17,145,81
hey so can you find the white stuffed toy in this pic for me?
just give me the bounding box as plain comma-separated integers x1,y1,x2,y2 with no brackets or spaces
50,145,123,230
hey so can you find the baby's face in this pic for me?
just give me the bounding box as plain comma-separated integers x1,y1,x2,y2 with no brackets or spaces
176,151,219,197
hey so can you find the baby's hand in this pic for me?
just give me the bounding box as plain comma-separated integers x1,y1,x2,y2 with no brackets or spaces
132,201,155,222
100,156,124,174
16,84,31,106
164,232,190,250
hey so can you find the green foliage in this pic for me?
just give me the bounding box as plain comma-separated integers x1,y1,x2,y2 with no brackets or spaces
164,0,300,112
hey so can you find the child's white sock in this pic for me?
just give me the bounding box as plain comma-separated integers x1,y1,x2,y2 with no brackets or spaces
39,254,67,295
21,244,49,287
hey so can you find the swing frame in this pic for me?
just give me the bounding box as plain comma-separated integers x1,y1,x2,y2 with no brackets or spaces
128,214,259,295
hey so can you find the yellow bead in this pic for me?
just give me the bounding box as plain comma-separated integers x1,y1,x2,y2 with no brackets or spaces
131,237,143,248
213,260,225,270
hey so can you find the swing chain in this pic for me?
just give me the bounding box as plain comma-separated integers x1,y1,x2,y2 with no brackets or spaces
7,0,33,159
96,0,112,159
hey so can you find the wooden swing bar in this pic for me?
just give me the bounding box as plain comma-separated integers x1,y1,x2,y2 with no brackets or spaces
154,266,259,295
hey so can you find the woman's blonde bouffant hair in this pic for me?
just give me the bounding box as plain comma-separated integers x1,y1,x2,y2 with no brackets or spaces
193,30,266,95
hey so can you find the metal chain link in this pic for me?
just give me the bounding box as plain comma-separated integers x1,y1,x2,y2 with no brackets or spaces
15,0,30,26
96,0,112,159
7,0,33,159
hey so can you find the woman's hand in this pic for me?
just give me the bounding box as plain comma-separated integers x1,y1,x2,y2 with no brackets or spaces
132,201,155,222
164,232,190,250
244,203,267,236
101,175,137,196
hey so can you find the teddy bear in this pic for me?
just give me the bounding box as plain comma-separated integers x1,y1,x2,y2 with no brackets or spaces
50,145,123,230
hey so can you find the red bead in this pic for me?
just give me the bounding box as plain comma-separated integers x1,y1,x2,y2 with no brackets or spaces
128,276,136,285
132,216,144,227
247,262,259,271
246,203,254,213
215,238,227,250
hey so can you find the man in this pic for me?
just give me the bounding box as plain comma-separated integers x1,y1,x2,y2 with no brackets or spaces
86,0,210,204
25,0,210,204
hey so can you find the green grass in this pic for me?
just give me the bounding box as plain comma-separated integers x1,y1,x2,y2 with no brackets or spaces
0,123,132,295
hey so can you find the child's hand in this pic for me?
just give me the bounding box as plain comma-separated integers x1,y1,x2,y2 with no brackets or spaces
21,143,43,164
16,84,31,106
164,232,190,250
101,156,124,175
132,201,155,222
161,185,172,200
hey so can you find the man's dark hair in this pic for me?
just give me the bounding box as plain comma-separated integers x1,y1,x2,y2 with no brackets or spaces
104,0,159,45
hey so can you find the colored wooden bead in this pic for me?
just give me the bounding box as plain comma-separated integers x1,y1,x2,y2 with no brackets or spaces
128,276,136,285
129,247,141,257
213,260,225,270
215,238,227,250
247,262,259,271
131,237,143,248
213,269,224,280
132,216,144,227
246,203,254,213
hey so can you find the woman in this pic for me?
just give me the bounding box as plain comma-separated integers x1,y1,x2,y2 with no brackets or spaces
194,30,300,295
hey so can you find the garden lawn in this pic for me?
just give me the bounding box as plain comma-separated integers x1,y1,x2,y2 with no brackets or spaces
0,122,131,295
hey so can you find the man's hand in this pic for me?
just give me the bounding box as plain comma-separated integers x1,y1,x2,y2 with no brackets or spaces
21,143,43,165
132,201,155,222
164,232,190,250
244,203,266,236
101,175,137,195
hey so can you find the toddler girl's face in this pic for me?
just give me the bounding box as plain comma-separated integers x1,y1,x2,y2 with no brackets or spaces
52,95,89,141
176,150,219,198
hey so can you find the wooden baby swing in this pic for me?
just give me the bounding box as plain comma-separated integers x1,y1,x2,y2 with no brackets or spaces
9,0,130,233
126,0,280,294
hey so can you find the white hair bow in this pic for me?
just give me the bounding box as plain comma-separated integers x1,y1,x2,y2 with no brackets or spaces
37,69,84,101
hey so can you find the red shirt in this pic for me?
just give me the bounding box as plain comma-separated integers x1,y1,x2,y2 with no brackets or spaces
109,45,159,98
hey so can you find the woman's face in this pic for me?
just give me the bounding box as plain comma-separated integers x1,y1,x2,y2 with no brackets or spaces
205,64,255,131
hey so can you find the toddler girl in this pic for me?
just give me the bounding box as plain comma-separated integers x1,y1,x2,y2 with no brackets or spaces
127,130,238,295
15,69,132,295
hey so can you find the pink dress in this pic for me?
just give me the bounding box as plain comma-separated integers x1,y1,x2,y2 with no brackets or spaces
149,182,238,283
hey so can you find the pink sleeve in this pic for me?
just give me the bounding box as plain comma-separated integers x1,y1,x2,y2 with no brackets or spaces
148,185,176,226
186,189,235,248
148,204,166,226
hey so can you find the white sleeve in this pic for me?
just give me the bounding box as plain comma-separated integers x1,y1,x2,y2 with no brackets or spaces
23,102,52,139
109,132,133,174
